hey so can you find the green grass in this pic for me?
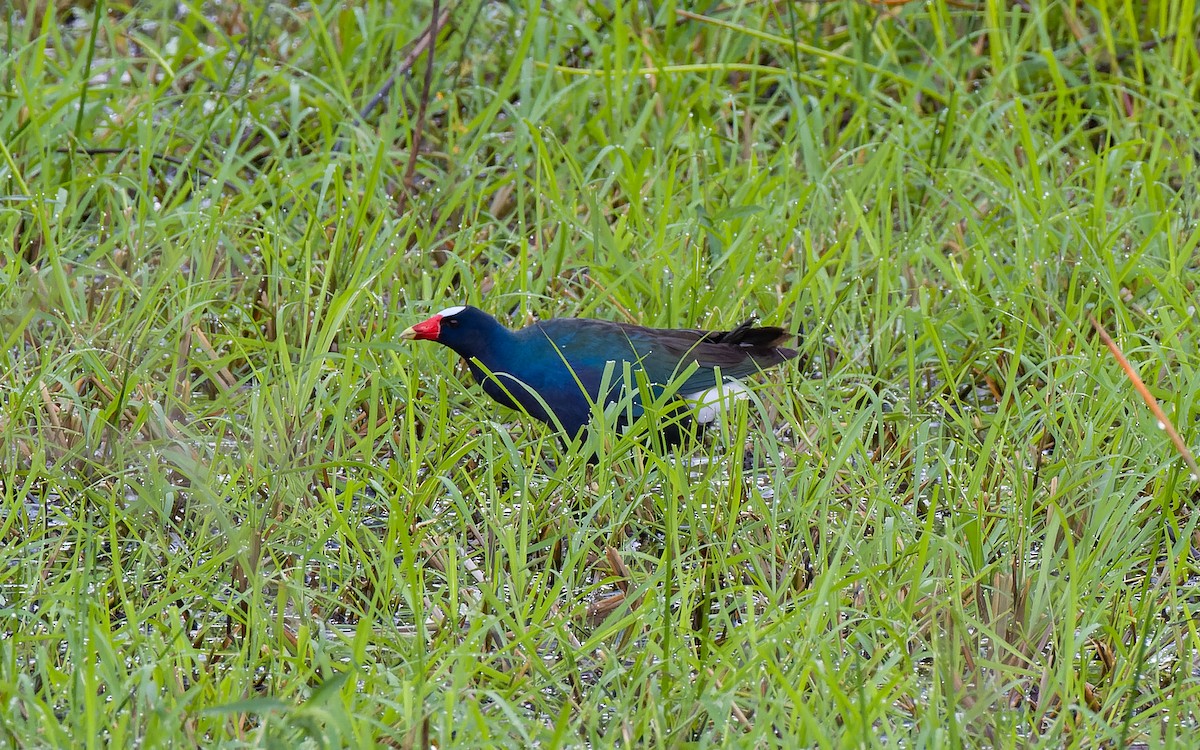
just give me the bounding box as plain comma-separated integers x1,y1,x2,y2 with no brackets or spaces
3,0,1199,746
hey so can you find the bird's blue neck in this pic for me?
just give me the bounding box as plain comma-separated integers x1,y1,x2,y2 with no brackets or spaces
444,316,521,372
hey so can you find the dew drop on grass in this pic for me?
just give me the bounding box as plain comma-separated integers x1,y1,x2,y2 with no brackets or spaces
1157,421,1166,430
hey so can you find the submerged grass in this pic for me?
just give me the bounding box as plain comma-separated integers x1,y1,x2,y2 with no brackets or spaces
2,0,1199,746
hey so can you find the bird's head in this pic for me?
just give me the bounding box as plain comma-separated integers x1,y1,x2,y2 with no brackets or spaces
400,305,503,356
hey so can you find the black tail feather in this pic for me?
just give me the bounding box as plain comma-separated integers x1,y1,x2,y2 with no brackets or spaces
701,320,797,349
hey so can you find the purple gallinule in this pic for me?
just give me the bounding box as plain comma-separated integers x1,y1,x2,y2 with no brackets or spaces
402,305,797,440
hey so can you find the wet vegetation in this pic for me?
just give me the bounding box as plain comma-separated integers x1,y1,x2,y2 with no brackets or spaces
2,0,1199,746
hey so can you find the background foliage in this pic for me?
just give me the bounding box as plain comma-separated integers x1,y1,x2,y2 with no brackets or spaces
2,0,1198,746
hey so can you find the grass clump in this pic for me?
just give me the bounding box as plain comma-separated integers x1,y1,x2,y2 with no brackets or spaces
2,0,1199,746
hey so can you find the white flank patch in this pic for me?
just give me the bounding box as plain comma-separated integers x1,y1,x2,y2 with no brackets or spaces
436,305,467,317
686,379,750,425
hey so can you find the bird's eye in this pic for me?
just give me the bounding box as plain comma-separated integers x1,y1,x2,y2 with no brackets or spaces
445,318,459,327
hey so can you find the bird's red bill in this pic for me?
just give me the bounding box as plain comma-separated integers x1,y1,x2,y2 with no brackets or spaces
405,315,442,340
